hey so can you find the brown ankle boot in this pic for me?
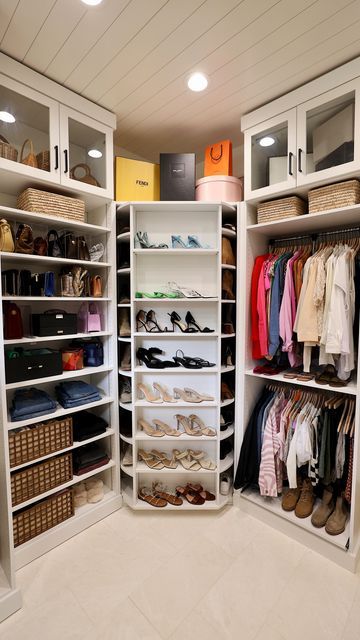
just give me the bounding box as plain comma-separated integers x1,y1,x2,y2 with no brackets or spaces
311,486,334,528
295,478,315,518
282,484,301,512
222,269,235,300
325,496,348,535
222,237,235,266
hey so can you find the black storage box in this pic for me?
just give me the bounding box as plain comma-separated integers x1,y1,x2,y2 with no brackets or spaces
31,310,77,337
160,153,196,200
5,348,62,383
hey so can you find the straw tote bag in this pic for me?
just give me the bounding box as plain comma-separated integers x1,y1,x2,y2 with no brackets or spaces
20,139,38,168
204,139,232,177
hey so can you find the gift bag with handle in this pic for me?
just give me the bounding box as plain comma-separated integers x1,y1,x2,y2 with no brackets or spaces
78,302,102,333
204,139,232,176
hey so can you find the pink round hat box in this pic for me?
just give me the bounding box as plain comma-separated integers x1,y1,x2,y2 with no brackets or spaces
196,175,243,202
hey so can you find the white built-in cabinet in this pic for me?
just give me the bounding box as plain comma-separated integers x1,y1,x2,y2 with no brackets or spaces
243,77,360,201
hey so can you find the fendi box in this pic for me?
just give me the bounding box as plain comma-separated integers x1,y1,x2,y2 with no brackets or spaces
5,348,62,383
31,310,77,336
160,153,196,201
115,157,160,201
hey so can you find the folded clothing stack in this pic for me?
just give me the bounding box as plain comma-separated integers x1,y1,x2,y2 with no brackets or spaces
72,411,108,441
73,443,109,475
10,387,57,422
56,381,102,408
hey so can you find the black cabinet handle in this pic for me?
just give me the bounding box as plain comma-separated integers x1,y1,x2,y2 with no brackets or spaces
288,151,293,176
54,145,59,170
64,149,68,174
298,148,303,173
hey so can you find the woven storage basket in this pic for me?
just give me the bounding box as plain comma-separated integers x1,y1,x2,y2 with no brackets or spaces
17,188,85,222
0,135,18,162
308,179,360,213
9,417,73,468
11,452,73,507
13,488,74,547
36,150,50,172
257,196,307,224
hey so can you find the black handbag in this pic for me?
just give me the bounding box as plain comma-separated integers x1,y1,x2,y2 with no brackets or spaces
2,269,19,296
47,230,63,258
60,232,78,259
19,270,32,296
30,272,44,296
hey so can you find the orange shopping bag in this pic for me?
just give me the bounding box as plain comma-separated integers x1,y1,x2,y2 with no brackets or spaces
204,139,232,176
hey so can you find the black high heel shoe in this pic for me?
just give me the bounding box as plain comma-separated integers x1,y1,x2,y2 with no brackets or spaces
136,347,179,369
168,311,197,333
172,349,202,369
146,310,172,333
185,311,214,333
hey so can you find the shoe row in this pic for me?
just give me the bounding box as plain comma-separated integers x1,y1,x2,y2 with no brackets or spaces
138,482,215,507
138,448,217,470
137,382,214,404
135,232,211,250
136,309,214,334
137,347,215,369
135,281,214,299
138,414,216,437
282,479,348,536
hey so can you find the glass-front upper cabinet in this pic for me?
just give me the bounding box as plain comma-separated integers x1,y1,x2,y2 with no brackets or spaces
244,109,297,201
0,74,60,180
296,81,360,186
60,106,113,199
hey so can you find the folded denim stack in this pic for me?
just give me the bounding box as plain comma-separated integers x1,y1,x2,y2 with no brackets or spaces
56,381,102,409
73,443,110,475
10,387,57,422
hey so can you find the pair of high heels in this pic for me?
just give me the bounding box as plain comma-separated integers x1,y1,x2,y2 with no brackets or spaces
136,309,214,333
171,235,210,249
169,311,214,333
138,414,216,437
137,348,215,370
137,382,214,404
138,448,216,471
136,309,172,333
134,231,168,249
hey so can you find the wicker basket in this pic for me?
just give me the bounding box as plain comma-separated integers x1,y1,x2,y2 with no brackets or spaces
308,179,360,213
11,452,73,506
257,196,307,224
0,135,18,162
13,488,74,547
9,417,73,468
17,188,85,222
36,150,50,172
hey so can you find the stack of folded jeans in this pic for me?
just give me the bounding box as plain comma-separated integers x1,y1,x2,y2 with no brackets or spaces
73,443,109,475
10,387,57,422
56,381,101,408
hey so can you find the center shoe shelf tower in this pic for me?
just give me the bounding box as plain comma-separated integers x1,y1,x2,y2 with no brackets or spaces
116,201,238,509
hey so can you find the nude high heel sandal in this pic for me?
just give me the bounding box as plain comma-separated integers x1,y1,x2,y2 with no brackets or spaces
175,414,201,436
183,387,215,402
152,419,180,437
189,414,216,437
173,388,202,403
137,383,162,403
138,419,164,437
153,382,177,403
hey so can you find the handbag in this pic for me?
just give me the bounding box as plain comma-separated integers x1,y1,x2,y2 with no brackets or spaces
20,138,38,168
47,230,63,258
19,270,32,296
82,339,104,367
61,348,84,371
0,219,15,252
78,302,101,332
89,243,105,262
77,236,90,261
91,275,102,298
70,163,100,187
30,273,44,296
60,232,78,259
44,272,55,297
82,270,91,297
3,302,23,339
204,139,232,177
15,224,34,254
2,270,19,296
34,236,48,256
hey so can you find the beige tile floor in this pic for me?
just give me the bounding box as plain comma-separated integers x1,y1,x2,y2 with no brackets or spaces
1,506,360,640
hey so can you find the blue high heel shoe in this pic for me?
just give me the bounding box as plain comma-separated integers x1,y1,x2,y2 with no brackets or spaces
187,235,210,249
171,235,188,248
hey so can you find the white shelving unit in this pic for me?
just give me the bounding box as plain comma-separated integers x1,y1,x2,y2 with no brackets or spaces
116,202,237,510
235,195,360,572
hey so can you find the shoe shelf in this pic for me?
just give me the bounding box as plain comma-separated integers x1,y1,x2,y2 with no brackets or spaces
118,368,132,378
119,401,133,411
136,462,217,474
221,299,236,304
119,433,132,445
221,365,236,374
117,267,131,274
220,398,235,408
120,462,134,477
4,331,112,345
134,400,217,408
133,298,219,304
135,432,217,442
133,248,218,256
221,264,236,271
11,460,116,513
133,332,219,338
220,452,234,473
118,303,131,308
1,252,110,269
245,369,357,396
5,364,113,390
221,333,236,339
133,366,219,374
10,428,115,473
117,231,130,243
118,336,131,342
222,227,237,239
220,425,235,440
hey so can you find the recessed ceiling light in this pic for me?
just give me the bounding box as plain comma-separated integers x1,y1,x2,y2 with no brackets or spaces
88,148,102,158
81,0,103,5
259,136,275,147
0,111,16,123
187,72,208,92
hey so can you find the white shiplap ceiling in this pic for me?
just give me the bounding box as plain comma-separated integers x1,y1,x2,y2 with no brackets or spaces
1,0,360,167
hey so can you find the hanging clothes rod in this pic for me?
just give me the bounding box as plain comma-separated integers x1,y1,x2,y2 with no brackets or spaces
269,225,360,245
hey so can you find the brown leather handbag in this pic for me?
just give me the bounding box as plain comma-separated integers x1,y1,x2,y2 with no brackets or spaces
15,224,34,254
20,139,38,168
91,275,102,298
34,237,48,256
70,163,100,187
